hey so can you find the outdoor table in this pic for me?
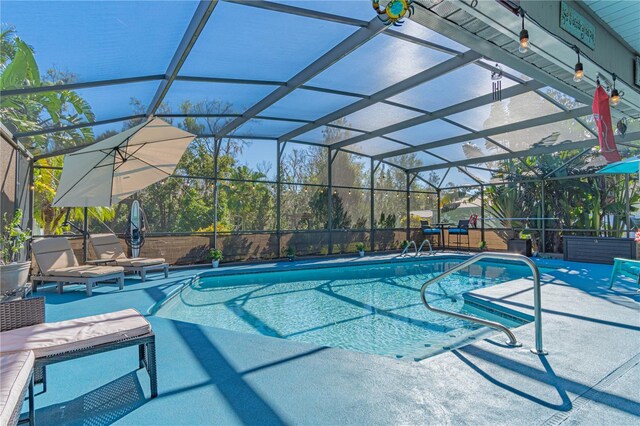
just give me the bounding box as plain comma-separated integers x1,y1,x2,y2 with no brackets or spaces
433,223,452,251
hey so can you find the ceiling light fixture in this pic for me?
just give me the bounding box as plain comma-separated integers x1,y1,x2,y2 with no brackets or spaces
518,9,529,54
573,47,584,82
610,74,622,106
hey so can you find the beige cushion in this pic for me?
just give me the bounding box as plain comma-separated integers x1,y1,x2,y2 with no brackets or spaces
32,238,79,273
0,351,34,426
45,265,124,278
89,233,127,260
0,309,151,358
115,258,165,267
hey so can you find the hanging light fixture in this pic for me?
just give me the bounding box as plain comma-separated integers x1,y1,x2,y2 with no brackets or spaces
573,47,584,82
610,74,622,106
518,9,529,54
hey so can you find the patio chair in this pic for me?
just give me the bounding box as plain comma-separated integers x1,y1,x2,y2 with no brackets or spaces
31,238,124,296
89,233,168,282
420,220,441,248
0,351,34,426
0,297,158,416
448,220,470,251
609,258,640,290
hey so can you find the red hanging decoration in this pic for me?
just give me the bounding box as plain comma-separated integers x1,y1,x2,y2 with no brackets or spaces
592,84,621,163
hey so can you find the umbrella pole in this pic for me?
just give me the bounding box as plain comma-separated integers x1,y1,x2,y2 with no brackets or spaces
83,206,88,263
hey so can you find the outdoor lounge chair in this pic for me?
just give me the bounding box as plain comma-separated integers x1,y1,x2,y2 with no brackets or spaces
609,258,640,290
89,233,168,282
32,238,124,296
0,297,158,424
0,351,34,426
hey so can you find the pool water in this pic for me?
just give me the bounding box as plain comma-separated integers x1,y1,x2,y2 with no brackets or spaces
155,258,534,360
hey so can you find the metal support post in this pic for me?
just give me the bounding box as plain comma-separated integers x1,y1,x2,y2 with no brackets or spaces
625,174,631,238
480,184,485,244
213,138,219,249
370,158,375,252
406,172,411,241
541,180,546,253
276,141,283,258
83,206,88,263
327,148,333,255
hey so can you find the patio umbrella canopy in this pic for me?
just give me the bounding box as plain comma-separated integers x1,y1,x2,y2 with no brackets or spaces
596,156,640,175
53,118,195,207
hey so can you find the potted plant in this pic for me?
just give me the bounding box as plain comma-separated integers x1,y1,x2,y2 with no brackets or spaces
507,229,533,257
355,242,365,257
1,210,31,294
401,240,409,250
478,241,487,251
285,246,295,261
208,248,223,268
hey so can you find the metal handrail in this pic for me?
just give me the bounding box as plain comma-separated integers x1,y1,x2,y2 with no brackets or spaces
417,239,434,256
420,252,547,355
401,241,418,257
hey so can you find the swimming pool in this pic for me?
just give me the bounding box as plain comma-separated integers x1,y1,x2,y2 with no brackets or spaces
154,257,536,360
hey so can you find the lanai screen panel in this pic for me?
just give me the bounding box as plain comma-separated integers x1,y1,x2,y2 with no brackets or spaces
1,0,635,173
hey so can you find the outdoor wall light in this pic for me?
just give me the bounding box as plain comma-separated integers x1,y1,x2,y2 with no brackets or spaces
518,10,529,54
610,74,622,106
573,47,584,82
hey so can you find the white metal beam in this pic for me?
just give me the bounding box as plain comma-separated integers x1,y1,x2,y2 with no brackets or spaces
14,114,146,139
226,0,462,55
375,105,592,160
332,79,545,150
0,75,164,97
214,17,388,138
279,51,481,143
408,130,640,173
145,0,219,117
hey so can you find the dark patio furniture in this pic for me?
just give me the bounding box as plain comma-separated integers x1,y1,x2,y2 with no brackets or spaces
448,220,470,251
420,220,441,248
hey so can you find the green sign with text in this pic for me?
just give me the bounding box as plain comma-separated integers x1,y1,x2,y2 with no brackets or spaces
560,1,595,49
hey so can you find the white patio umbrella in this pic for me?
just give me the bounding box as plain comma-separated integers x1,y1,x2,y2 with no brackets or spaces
53,118,196,207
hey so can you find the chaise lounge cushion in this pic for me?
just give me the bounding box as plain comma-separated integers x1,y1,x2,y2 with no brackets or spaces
0,351,34,426
45,265,125,278
32,238,80,273
114,258,165,267
0,309,150,358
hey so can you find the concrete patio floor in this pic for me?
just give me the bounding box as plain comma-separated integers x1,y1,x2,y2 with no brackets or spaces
24,253,640,425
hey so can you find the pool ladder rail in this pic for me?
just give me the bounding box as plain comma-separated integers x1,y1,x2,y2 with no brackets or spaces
400,240,434,257
419,252,547,355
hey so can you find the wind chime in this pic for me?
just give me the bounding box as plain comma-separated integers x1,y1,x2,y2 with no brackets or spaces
491,64,503,101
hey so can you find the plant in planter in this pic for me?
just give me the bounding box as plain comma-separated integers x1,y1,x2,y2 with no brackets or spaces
520,228,539,256
355,242,365,257
285,246,295,261
478,241,487,251
208,248,223,268
401,240,409,250
1,210,32,294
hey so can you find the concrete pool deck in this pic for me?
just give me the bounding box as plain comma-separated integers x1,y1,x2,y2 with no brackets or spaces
22,253,639,425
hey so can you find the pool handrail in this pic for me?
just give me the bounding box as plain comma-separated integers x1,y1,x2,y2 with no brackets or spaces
400,241,418,257
419,252,547,355
417,239,434,256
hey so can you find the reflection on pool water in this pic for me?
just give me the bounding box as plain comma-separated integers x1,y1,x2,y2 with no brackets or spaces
155,258,535,360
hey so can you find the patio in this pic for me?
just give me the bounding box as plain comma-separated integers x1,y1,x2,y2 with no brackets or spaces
26,256,640,425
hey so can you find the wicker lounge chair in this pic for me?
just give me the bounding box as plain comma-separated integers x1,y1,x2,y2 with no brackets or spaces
31,238,124,296
0,297,158,422
0,351,34,426
89,233,168,282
